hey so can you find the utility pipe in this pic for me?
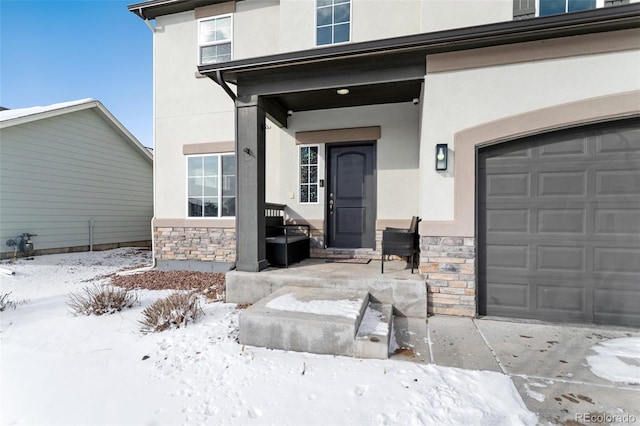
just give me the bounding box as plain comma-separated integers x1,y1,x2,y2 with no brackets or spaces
89,219,94,251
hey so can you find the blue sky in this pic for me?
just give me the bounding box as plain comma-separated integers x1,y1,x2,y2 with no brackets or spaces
0,0,153,148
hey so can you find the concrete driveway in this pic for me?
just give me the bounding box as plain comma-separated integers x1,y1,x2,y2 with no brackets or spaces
425,316,640,425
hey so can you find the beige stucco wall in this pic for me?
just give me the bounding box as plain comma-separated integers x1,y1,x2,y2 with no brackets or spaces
235,0,280,59
276,0,509,53
155,11,236,220
421,0,512,32
352,0,421,40
420,41,640,231
274,102,421,223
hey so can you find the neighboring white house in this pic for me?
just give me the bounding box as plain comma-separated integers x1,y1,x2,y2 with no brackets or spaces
128,0,640,327
0,99,153,259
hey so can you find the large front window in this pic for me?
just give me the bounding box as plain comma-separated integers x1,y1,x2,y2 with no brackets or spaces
188,154,236,217
316,0,350,46
198,15,232,65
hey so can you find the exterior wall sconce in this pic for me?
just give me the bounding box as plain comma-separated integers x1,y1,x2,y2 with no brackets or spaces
435,144,448,171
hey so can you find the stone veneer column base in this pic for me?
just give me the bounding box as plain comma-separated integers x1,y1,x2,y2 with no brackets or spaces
420,236,476,317
154,226,236,262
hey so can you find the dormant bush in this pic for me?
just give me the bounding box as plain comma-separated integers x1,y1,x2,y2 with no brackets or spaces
140,292,202,333
68,285,138,316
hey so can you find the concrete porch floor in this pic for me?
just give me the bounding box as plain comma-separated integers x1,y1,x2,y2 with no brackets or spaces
259,257,417,280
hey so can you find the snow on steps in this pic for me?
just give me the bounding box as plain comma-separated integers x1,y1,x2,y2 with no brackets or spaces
355,303,394,359
239,286,394,359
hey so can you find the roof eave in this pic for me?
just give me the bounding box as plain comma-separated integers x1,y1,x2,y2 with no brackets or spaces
127,0,240,20
198,3,640,83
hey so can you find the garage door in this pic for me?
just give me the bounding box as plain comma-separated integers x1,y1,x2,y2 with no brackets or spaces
478,118,640,327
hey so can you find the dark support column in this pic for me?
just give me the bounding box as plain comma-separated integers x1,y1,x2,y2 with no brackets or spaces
235,95,268,272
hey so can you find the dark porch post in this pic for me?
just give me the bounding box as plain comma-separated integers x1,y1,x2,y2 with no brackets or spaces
235,95,268,272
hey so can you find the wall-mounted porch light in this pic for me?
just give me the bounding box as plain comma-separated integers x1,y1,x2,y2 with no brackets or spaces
435,144,448,171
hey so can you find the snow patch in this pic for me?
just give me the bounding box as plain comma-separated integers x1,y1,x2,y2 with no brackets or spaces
524,383,546,402
0,98,94,121
586,337,640,385
357,304,389,337
265,292,362,318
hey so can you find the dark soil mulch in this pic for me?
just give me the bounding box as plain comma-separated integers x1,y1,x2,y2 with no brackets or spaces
110,270,225,301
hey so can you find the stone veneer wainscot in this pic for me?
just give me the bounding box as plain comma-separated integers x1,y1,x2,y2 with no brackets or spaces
154,227,236,262
420,236,476,317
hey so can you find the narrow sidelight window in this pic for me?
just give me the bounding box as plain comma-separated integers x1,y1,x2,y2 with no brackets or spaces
300,146,319,203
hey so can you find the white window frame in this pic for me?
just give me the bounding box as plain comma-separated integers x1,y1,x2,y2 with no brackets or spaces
315,0,352,46
186,153,236,218
197,13,233,65
299,145,320,204
535,0,604,16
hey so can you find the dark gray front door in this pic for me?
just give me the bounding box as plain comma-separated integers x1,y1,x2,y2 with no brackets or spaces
327,143,376,248
478,118,640,327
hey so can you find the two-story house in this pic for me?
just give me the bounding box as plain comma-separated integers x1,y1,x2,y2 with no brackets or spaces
128,0,640,328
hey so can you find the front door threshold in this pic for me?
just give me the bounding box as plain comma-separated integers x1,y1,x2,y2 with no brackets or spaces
315,247,380,259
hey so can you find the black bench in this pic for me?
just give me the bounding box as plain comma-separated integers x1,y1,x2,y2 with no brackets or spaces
381,216,421,273
265,204,310,267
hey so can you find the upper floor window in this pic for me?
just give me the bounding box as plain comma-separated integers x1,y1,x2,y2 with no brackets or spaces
316,0,351,46
187,154,236,217
198,15,232,65
514,0,615,19
539,0,600,16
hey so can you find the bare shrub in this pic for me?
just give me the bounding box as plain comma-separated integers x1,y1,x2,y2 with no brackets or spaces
0,292,16,312
140,292,202,333
68,285,138,316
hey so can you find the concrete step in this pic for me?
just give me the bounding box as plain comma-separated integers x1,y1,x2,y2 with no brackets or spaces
239,286,370,357
227,259,427,318
354,303,393,359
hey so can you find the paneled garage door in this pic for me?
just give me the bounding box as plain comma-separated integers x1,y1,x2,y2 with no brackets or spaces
478,118,640,327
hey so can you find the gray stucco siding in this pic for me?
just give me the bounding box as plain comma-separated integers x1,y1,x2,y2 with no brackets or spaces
0,108,153,255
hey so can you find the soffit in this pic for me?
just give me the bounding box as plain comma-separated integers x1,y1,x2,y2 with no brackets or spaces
127,0,244,20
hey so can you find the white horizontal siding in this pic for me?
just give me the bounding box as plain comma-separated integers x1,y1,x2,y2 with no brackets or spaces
0,108,153,254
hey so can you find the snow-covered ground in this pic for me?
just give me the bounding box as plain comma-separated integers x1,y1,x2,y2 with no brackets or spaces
0,248,537,426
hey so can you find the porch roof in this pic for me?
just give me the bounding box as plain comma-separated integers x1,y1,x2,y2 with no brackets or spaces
198,3,640,122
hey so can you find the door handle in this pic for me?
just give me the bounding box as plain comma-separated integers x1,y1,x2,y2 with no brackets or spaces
329,199,334,213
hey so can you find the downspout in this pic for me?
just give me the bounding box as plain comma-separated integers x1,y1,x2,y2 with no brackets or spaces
144,18,155,33
147,14,158,271
215,70,237,102
120,12,158,276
